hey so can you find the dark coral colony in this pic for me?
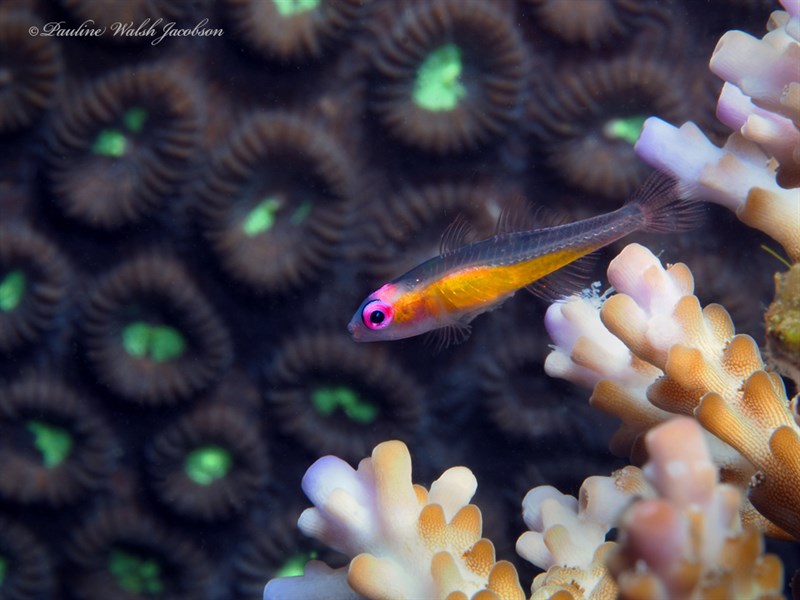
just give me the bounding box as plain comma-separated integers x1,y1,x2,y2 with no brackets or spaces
0,0,795,599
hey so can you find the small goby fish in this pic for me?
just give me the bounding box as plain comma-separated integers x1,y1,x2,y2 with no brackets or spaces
348,174,698,345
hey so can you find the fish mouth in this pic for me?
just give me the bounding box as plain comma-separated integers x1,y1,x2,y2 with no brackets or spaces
347,321,360,340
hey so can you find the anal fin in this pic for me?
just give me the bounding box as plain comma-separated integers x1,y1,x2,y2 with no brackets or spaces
525,252,599,302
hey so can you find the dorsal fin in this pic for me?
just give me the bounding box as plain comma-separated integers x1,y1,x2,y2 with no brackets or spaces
496,196,571,236
439,215,476,255
524,252,599,301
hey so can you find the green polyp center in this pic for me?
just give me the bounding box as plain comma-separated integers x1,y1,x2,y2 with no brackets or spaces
242,197,313,236
91,107,148,157
243,198,282,236
603,115,647,145
26,420,73,468
0,270,25,312
311,386,378,424
272,0,319,16
414,44,466,111
275,551,317,577
108,549,163,596
0,555,7,585
290,199,312,225
185,446,232,485
122,322,186,363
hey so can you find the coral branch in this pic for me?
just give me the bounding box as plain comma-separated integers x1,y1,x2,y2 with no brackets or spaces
264,440,525,600
517,418,784,599
544,243,800,539
634,0,800,261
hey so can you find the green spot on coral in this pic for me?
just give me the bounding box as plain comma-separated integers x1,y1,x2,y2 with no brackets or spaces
289,199,312,225
108,549,164,596
123,107,148,133
272,0,319,17
122,322,186,363
243,198,282,236
26,420,73,468
0,555,7,585
185,446,232,485
274,551,317,578
92,129,127,157
0,270,25,312
91,107,148,157
603,115,647,145
311,386,378,424
413,44,466,112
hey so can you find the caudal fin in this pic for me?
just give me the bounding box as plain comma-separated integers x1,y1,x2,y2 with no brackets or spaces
628,171,705,233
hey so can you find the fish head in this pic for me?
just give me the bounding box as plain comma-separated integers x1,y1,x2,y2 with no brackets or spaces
348,282,432,342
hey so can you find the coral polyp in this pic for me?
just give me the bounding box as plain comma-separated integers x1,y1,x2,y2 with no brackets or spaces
0,378,115,507
83,256,233,405
0,225,69,354
47,64,200,229
67,504,211,600
266,334,423,461
146,405,269,521
530,55,692,198
370,0,528,154
198,112,354,294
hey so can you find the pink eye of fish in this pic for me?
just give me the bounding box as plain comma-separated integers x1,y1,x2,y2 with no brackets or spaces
362,300,393,330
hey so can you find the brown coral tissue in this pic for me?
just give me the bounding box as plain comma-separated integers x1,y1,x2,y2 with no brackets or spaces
47,64,200,229
82,255,233,405
197,112,354,295
0,515,54,600
59,0,187,43
480,333,595,441
524,0,646,46
0,224,69,354
222,0,365,62
0,11,61,132
370,0,528,154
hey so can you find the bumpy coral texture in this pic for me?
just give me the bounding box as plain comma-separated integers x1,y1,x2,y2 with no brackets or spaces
517,417,784,600
545,243,800,540
264,440,525,600
634,0,800,262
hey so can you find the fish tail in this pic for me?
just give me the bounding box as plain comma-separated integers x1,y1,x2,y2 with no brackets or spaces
627,171,704,233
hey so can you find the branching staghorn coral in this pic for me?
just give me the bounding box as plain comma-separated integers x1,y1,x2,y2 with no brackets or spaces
264,440,526,600
544,243,800,540
634,0,800,262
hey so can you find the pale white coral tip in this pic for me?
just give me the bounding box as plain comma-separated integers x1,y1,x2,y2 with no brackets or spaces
301,455,364,508
263,561,359,600
521,486,577,532
428,466,478,521
710,31,775,92
635,118,719,184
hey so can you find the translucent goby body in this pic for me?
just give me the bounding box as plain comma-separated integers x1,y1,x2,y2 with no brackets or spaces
348,174,698,345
